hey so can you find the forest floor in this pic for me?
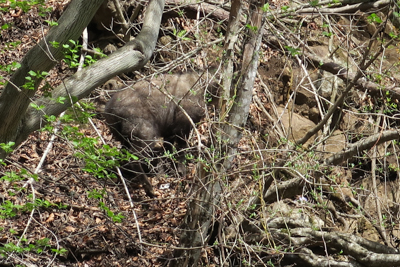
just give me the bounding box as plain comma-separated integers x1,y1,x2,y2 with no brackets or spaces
2,0,400,267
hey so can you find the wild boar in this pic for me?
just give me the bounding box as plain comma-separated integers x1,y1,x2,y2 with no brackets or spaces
104,72,217,197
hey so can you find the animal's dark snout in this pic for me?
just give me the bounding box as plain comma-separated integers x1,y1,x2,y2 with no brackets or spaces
104,72,216,197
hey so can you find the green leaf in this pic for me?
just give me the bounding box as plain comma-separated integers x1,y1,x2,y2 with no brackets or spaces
28,70,37,76
45,20,58,27
56,96,66,104
0,142,15,153
368,13,382,23
284,46,301,56
30,103,45,110
49,41,59,48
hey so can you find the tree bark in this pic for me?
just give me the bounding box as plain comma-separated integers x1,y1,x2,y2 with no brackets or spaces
0,0,165,158
0,0,105,157
169,0,266,265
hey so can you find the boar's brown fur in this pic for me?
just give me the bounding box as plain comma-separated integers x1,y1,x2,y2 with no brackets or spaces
104,72,216,197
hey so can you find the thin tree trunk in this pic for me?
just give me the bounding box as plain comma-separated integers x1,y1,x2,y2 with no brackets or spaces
169,1,266,266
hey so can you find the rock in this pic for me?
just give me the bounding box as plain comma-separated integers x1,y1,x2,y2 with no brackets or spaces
340,111,374,138
268,201,325,229
276,106,316,147
318,129,347,156
276,107,346,154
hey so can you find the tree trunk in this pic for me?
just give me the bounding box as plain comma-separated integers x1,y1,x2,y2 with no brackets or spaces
169,0,266,265
0,0,105,157
0,0,165,158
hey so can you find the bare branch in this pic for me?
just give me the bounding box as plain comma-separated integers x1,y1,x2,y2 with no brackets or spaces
325,129,400,165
